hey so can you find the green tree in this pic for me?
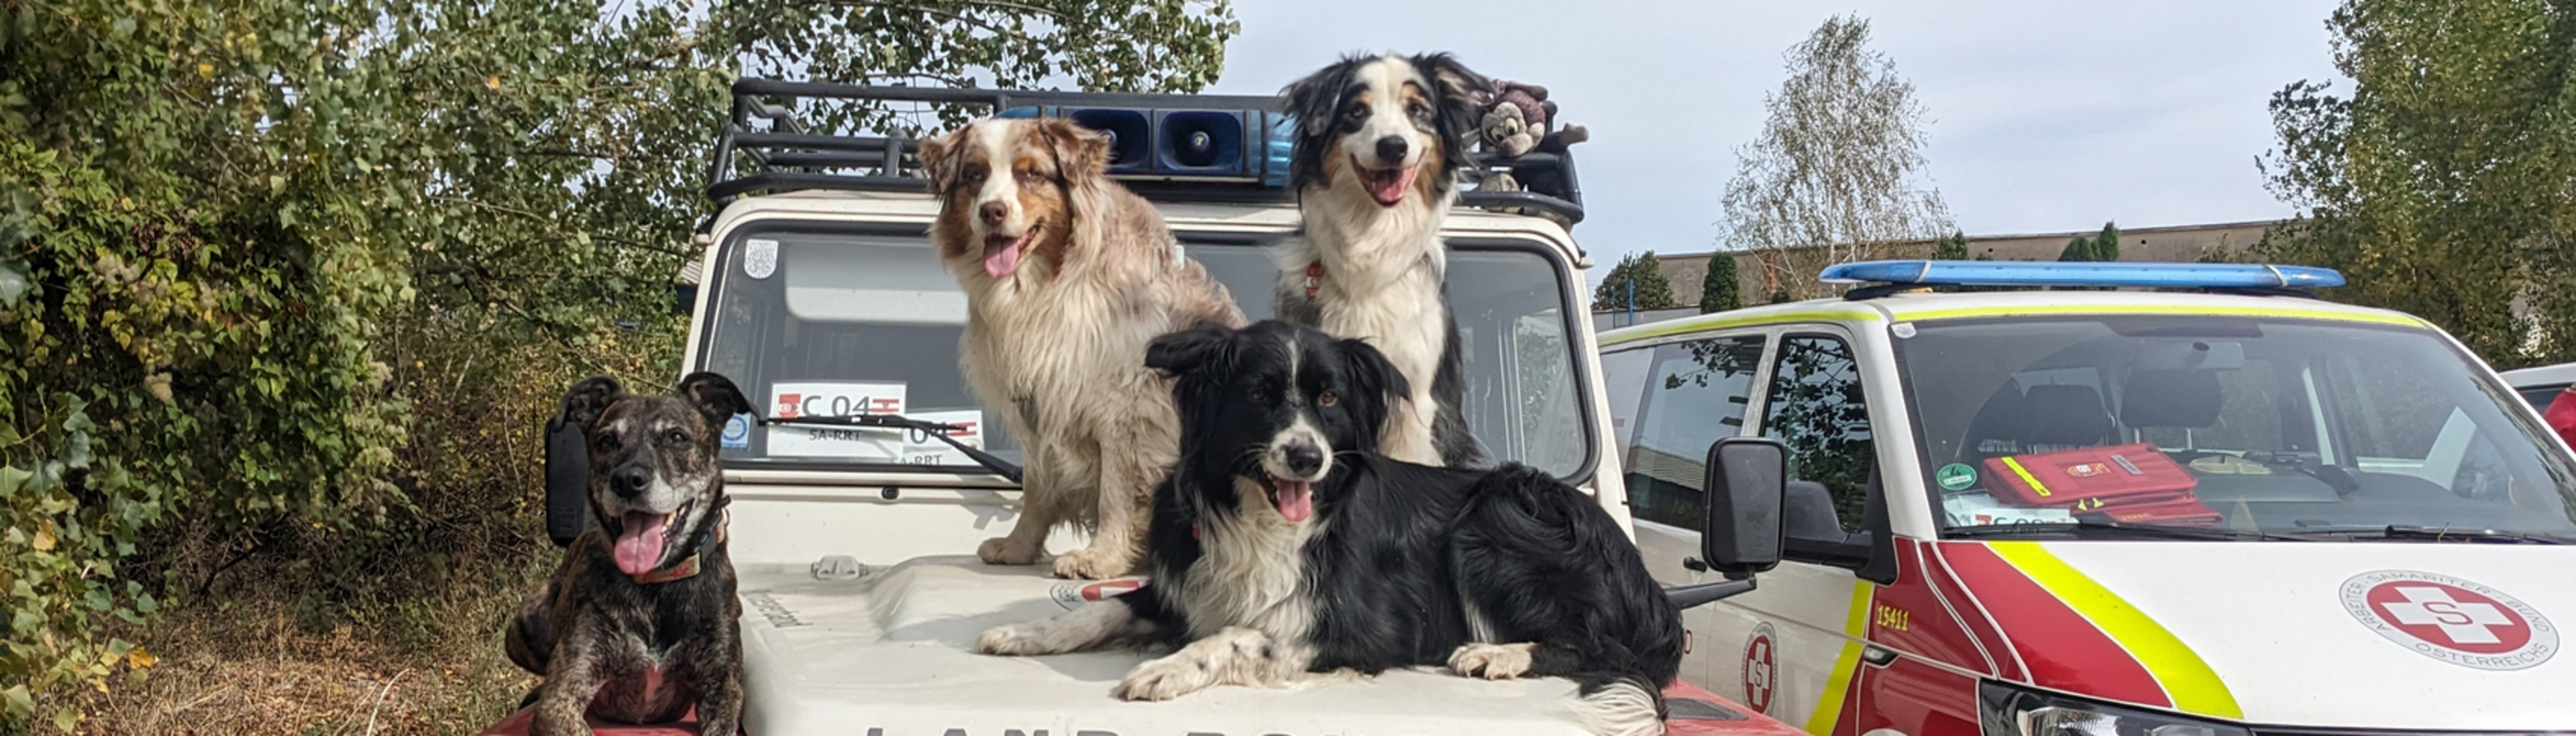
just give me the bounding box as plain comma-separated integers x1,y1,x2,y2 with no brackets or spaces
2257,0,2575,365
1719,15,1954,300
1701,251,1741,313
0,0,1236,727
2057,222,2121,262
1595,252,1679,311
1931,231,1971,260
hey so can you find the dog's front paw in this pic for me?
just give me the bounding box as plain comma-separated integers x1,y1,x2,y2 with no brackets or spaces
1051,545,1135,580
1448,643,1536,680
1114,652,1212,701
976,623,1051,655
978,535,1043,566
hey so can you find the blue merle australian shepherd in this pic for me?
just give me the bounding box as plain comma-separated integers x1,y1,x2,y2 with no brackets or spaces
976,321,1683,736
1273,52,1492,469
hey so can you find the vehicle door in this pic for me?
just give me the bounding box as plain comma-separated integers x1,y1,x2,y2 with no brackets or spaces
1604,328,1770,689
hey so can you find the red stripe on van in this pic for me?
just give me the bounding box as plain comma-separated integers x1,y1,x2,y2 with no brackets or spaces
1938,542,2171,708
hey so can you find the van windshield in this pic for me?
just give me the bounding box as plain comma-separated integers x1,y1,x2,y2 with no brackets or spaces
693,227,1595,480
1896,316,2576,541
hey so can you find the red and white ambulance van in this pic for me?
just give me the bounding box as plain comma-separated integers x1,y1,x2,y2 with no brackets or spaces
1600,261,2574,736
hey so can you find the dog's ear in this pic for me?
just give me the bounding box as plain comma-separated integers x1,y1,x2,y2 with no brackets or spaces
1413,52,1490,174
1281,55,1358,139
1145,323,1238,378
677,372,755,428
1036,117,1111,178
918,124,972,193
561,376,626,431
1335,337,1412,426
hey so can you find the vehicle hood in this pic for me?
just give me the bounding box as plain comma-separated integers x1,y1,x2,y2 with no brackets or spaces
737,557,1717,736
1955,541,2571,731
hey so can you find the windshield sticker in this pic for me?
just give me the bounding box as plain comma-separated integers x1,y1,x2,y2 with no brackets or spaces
743,238,779,279
1935,463,1978,490
898,409,984,466
1942,491,2074,527
2341,570,2557,671
720,412,753,450
767,381,906,459
1890,322,1917,339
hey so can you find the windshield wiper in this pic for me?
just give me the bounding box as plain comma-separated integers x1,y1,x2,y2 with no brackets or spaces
760,415,1024,483
2284,525,2570,545
1945,519,2306,541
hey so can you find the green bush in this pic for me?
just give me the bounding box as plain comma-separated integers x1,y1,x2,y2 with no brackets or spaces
0,0,1236,729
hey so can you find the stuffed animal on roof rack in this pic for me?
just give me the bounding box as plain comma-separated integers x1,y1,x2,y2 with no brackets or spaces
1472,80,1588,227
1477,80,1551,157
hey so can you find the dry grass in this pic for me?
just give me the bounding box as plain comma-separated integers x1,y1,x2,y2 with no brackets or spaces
78,551,551,735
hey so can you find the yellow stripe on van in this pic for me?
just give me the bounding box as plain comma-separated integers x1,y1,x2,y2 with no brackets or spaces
1804,580,1875,735
1988,542,2244,719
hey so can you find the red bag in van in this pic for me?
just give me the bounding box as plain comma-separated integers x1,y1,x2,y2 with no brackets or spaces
1980,443,2198,510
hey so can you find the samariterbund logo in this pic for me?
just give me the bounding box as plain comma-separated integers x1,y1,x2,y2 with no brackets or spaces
2340,570,2557,671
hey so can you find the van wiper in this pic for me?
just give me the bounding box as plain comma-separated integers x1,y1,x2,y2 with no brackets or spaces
1945,519,2305,541
2285,525,2569,545
760,415,1024,484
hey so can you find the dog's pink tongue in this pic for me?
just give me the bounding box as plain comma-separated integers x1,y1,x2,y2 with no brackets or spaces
1366,166,1415,207
1274,480,1314,523
614,511,670,575
983,235,1026,278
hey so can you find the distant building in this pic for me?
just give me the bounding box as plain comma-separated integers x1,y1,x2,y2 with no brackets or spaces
1617,219,2278,319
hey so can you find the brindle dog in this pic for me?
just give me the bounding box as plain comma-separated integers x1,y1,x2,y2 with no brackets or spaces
506,372,751,736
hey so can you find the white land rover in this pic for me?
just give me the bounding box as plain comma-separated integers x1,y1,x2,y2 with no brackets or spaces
478,80,1809,736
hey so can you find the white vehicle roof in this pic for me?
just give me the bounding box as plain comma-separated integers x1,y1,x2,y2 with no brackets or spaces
1601,288,2432,348
2501,360,2576,389
697,189,1585,258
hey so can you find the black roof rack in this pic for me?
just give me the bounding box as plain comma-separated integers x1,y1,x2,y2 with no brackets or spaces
704,78,1584,225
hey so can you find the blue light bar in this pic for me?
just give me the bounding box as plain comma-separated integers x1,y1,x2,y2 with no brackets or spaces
1819,260,2345,290
996,105,1295,187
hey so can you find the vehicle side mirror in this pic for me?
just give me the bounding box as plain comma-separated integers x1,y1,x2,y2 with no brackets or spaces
1666,437,1788,611
544,413,590,547
1702,437,1787,575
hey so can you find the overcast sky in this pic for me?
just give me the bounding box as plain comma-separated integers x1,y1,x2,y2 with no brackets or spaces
1203,1,2348,280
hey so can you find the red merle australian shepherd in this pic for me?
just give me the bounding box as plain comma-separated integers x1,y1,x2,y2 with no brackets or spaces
975,320,1684,736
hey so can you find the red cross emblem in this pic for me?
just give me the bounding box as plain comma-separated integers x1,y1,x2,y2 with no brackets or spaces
1740,623,1776,714
2367,582,2528,652
2341,570,2559,671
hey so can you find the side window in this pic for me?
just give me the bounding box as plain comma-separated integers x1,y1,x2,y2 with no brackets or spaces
1621,335,1766,528
1761,335,1874,530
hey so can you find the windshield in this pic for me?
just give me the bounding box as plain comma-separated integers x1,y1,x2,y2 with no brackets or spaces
694,225,1595,479
1897,316,2576,541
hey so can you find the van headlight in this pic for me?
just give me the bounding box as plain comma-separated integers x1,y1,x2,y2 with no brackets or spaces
1979,681,2249,736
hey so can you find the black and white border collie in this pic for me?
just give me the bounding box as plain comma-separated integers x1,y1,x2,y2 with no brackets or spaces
1273,52,1489,468
975,321,1682,736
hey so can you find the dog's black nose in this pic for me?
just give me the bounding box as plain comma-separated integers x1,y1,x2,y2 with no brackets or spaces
1283,442,1324,475
978,201,1008,226
1374,136,1408,164
612,466,651,498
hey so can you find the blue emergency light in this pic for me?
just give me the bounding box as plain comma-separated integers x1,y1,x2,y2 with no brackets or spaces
1819,260,2346,291
996,105,1295,187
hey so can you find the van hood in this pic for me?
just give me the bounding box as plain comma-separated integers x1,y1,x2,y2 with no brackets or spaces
1957,541,2570,731
736,557,1772,736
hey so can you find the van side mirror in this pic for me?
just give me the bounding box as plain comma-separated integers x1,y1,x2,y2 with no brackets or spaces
1702,437,1787,574
1665,437,1789,611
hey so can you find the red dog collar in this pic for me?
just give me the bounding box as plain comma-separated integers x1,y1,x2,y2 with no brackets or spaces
631,511,728,585
1303,260,1325,301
